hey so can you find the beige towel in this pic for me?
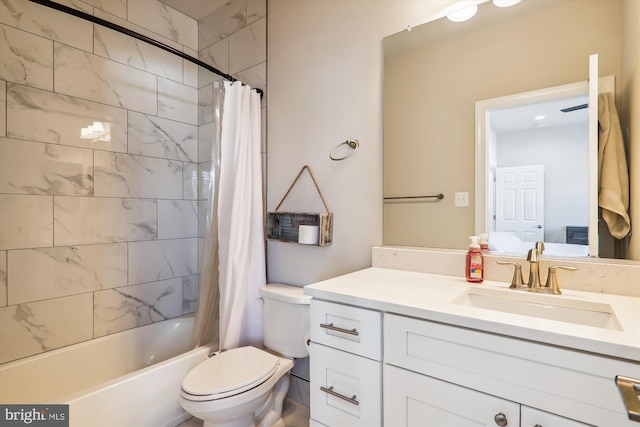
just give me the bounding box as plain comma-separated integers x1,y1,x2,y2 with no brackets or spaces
598,92,630,239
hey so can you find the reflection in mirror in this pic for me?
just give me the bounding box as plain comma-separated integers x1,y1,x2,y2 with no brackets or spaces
383,0,637,260
476,84,592,258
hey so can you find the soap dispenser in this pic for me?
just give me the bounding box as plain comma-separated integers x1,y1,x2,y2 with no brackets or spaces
466,236,484,283
479,233,489,251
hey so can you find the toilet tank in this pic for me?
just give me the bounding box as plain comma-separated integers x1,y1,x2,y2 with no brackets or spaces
260,284,311,358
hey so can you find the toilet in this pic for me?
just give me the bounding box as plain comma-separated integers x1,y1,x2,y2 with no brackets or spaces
180,284,311,427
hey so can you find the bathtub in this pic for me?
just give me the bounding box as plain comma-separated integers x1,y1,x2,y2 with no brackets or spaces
0,316,210,427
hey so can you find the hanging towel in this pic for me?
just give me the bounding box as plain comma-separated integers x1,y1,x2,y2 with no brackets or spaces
598,92,630,239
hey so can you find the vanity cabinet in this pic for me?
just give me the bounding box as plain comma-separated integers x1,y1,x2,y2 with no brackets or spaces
384,313,636,426
309,300,382,427
308,300,638,426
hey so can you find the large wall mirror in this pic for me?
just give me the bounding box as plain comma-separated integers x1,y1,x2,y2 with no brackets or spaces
383,0,637,260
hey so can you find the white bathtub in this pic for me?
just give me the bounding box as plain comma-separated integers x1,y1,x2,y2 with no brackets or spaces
0,316,210,427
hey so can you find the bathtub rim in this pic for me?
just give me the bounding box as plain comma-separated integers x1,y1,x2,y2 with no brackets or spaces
0,314,196,372
0,315,211,405
64,344,213,404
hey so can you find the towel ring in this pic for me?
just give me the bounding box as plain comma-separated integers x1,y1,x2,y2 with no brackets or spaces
330,139,359,161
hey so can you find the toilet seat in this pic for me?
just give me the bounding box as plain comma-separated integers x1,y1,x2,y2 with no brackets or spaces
181,346,279,402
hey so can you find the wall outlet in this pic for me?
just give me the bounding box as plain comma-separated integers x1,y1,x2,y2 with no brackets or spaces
454,192,469,207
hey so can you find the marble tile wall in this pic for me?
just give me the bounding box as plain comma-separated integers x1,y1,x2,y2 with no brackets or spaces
197,0,267,213
0,0,266,365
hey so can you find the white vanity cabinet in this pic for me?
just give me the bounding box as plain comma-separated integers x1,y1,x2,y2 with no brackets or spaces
309,303,638,426
305,266,640,426
309,300,383,427
384,313,637,426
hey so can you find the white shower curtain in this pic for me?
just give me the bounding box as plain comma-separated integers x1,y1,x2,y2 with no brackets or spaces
217,81,266,350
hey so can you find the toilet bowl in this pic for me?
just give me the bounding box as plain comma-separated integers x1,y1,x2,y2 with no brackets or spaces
180,346,293,427
180,284,311,427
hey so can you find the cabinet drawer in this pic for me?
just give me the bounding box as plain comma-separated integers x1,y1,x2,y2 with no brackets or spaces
310,342,381,427
310,300,381,360
385,313,640,426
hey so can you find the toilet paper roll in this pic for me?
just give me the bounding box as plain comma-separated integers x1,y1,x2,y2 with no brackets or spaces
298,225,319,245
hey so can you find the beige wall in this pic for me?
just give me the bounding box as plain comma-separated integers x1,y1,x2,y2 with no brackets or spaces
622,0,640,260
266,0,466,285
384,0,622,250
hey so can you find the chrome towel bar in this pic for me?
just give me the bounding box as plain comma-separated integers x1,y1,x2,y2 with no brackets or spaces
384,193,444,201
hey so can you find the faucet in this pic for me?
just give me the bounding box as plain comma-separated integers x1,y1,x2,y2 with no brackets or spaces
526,247,542,289
497,241,577,294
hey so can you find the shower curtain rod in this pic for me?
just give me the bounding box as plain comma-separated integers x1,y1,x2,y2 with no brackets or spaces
27,0,264,98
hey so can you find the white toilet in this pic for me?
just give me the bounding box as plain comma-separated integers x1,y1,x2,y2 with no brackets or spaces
180,284,311,427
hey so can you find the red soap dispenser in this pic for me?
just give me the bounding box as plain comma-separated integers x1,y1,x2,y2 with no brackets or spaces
466,236,484,283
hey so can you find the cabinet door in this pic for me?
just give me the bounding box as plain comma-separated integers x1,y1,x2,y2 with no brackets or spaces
385,365,520,426
521,406,590,427
310,343,381,427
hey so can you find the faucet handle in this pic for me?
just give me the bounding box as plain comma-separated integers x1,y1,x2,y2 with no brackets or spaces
496,261,525,289
544,265,578,295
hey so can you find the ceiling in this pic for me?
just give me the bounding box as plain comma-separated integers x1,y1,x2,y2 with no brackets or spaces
157,0,228,21
490,94,589,134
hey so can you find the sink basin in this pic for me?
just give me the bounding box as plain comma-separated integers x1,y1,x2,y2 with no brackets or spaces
453,287,622,330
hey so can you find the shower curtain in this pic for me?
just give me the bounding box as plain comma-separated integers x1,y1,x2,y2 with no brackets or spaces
191,81,265,350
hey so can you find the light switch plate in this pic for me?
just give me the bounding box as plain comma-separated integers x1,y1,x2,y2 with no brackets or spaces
454,192,469,207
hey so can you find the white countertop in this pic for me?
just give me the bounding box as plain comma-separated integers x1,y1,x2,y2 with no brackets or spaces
303,267,640,362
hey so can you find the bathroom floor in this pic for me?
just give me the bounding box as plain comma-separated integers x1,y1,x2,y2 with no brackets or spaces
175,398,310,427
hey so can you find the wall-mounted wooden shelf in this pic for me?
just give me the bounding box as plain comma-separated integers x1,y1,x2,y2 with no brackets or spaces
267,165,333,246
267,212,333,246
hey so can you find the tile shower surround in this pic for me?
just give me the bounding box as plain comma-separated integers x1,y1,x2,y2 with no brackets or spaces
0,0,267,364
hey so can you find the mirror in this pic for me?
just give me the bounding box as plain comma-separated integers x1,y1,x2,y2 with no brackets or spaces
383,0,635,259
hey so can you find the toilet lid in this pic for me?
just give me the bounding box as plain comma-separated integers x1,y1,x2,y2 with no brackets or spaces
182,346,278,398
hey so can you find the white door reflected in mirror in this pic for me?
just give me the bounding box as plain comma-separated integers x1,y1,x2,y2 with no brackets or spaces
494,165,544,242
475,73,614,258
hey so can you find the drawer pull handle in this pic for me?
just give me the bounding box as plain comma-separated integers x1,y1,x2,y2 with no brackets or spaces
615,375,640,422
320,386,360,406
319,323,359,336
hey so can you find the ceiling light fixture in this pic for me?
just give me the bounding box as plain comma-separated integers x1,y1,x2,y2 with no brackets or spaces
493,0,522,7
447,5,478,22
534,115,546,121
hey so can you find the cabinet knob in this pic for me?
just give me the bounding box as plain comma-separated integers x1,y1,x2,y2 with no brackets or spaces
494,412,508,426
